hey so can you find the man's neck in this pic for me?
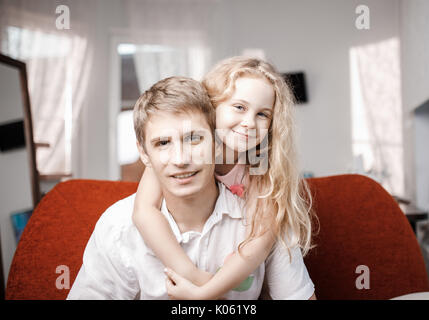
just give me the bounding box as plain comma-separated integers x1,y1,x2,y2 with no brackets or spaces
163,180,219,234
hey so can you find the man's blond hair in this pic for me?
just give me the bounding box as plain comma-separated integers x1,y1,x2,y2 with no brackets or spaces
133,76,215,148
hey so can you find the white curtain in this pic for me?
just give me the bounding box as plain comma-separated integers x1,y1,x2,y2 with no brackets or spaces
0,0,94,175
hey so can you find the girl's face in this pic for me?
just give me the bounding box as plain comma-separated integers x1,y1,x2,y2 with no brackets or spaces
215,76,275,157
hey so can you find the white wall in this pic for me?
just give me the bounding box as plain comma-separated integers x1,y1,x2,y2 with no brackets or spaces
400,0,429,113
400,0,429,205
415,103,429,210
80,0,401,180
79,0,127,180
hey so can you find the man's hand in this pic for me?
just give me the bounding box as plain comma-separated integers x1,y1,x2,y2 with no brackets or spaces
164,268,205,300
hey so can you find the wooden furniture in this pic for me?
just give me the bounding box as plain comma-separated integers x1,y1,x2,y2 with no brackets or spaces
0,53,41,299
0,53,40,207
399,203,428,234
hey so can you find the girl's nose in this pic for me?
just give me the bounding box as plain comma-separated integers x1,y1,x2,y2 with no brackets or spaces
241,113,256,129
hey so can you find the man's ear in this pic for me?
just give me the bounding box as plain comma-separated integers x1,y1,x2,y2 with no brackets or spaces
136,140,151,168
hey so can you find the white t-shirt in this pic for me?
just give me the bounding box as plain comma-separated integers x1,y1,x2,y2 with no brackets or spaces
67,183,314,300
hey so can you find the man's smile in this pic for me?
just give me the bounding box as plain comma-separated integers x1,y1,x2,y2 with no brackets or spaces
171,170,199,179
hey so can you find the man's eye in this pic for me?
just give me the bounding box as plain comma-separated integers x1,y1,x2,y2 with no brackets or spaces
185,134,203,143
156,140,170,147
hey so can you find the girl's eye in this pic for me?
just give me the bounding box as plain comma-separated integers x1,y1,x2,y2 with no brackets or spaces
234,105,245,111
257,112,269,118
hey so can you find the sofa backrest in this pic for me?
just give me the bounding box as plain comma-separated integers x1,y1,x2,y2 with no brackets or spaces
6,174,429,299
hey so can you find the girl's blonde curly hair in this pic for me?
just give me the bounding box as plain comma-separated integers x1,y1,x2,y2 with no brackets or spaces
202,56,318,261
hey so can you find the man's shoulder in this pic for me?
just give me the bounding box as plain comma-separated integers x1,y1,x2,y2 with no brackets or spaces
93,193,137,239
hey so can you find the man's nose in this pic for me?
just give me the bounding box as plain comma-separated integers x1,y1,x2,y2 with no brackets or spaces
171,143,191,166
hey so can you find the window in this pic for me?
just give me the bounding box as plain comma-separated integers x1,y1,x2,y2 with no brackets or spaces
2,25,89,177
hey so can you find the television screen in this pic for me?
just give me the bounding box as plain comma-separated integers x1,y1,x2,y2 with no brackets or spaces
0,119,26,152
282,72,308,104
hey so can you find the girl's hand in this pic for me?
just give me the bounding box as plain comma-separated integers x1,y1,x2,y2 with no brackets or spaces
164,268,204,300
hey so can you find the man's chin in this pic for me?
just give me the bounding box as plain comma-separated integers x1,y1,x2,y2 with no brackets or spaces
166,184,202,199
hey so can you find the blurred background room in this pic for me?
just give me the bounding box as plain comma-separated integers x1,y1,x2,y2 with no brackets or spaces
0,0,428,295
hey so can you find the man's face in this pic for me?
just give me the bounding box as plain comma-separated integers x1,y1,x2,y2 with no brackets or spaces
138,111,215,199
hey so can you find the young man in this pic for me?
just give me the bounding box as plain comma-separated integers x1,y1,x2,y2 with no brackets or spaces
67,77,315,299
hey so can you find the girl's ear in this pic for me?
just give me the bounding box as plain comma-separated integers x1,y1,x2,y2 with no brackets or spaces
136,140,151,168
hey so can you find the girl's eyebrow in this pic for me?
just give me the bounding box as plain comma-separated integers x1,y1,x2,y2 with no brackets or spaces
232,99,273,111
231,99,249,105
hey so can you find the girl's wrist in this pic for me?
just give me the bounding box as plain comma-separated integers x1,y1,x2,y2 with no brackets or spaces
194,286,216,300
192,270,212,286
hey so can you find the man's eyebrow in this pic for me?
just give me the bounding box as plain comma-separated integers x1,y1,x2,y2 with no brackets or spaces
185,130,206,135
149,136,169,145
149,130,207,144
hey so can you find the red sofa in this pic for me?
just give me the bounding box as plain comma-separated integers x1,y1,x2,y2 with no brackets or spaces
6,174,429,299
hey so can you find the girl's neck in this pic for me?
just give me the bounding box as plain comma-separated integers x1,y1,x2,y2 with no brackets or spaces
215,163,236,176
216,145,246,175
